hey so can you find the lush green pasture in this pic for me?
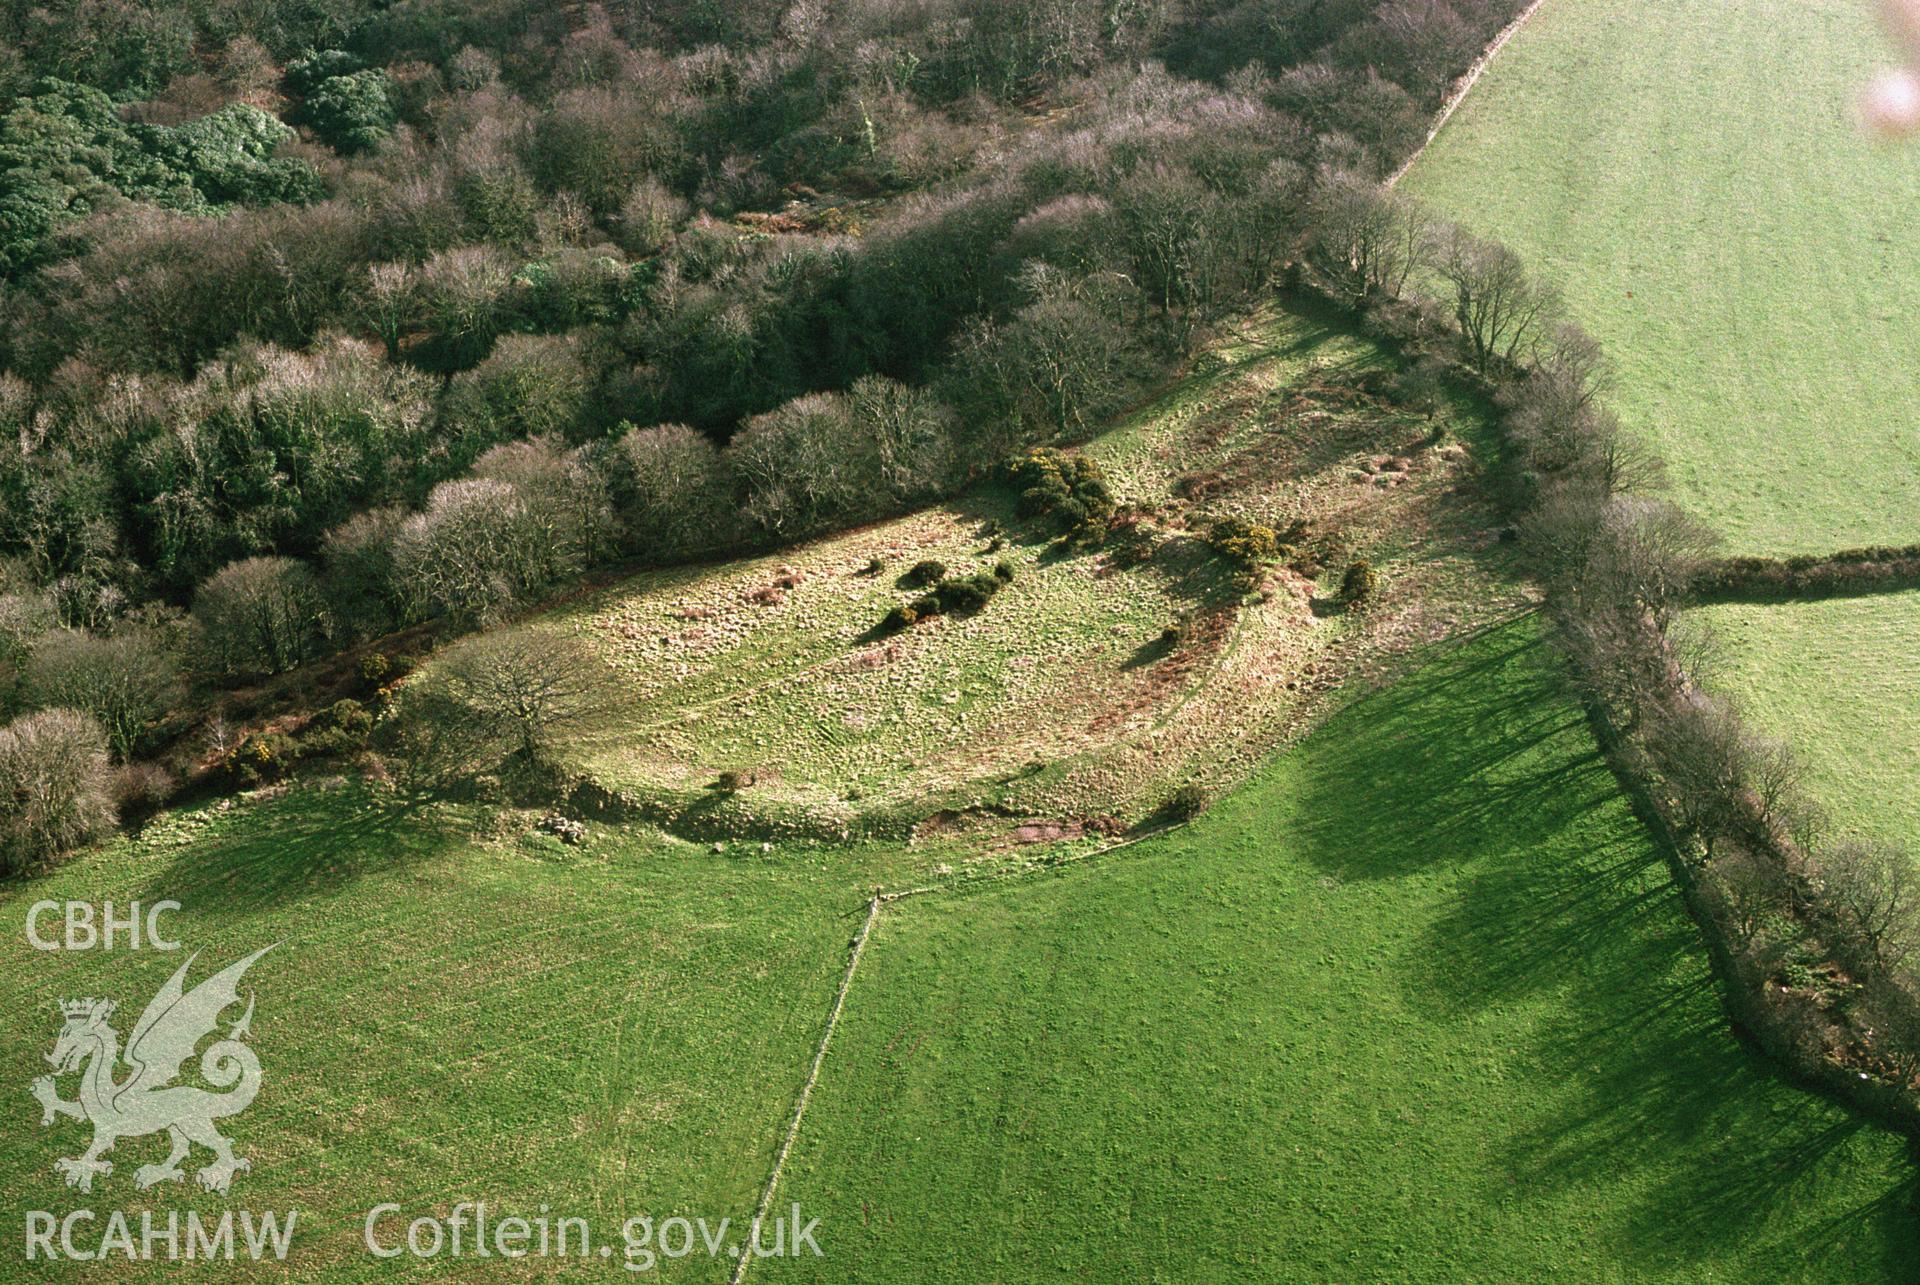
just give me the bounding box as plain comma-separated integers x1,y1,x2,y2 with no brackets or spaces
0,788,916,1279
1686,591,1920,857
1403,0,1920,555
774,622,1920,1280
547,307,1520,837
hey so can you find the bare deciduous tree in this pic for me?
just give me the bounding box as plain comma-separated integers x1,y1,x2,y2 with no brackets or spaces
729,392,872,539
1821,837,1920,971
23,628,180,761
321,505,410,640
1586,496,1719,621
1642,694,1751,860
1744,732,1805,834
355,261,417,360
848,375,959,502
403,626,625,773
472,437,617,571
1707,845,1793,948
1306,171,1430,306
193,556,331,678
1434,224,1561,369
603,422,737,557
390,464,604,627
0,708,115,875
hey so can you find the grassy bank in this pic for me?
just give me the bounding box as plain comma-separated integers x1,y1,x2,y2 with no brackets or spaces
536,306,1520,839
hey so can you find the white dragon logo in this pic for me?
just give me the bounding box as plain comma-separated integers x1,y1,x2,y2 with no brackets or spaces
31,946,274,1195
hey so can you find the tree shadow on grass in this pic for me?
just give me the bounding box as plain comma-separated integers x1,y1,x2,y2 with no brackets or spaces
1291,619,1920,1274
137,785,463,915
1505,977,1920,1275
1120,632,1178,671
1288,616,1591,884
1410,827,1688,1018
1291,619,1688,1018
1239,293,1381,367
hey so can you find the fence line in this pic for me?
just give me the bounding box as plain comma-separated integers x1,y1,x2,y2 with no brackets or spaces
1386,0,1554,189
731,894,881,1284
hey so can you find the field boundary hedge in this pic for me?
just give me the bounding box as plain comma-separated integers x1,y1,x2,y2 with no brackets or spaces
732,894,882,1285
1690,545,1920,603
1582,649,1920,1137
1288,135,1920,1132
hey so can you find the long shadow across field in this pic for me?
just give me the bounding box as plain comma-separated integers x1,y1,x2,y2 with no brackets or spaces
1291,621,1920,1273
137,785,460,913
1291,616,1598,884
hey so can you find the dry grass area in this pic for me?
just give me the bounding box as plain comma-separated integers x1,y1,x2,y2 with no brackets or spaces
538,305,1526,843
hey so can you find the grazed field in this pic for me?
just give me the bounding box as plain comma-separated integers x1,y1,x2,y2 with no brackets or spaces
1402,0,1920,555
540,307,1523,841
1684,591,1920,858
775,622,1920,1280
7,259,1916,1280
0,788,930,1280
14,627,1911,1282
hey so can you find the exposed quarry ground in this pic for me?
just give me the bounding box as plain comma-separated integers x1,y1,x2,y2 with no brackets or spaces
542,304,1527,847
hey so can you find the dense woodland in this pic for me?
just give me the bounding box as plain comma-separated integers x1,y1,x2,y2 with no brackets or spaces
0,0,1526,719
2,0,1917,1129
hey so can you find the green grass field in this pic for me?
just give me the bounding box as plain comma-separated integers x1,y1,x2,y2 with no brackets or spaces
5,629,1916,1279
1402,0,1920,555
774,622,1920,1280
1685,591,1920,857
6,285,1916,1278
0,789,937,1279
